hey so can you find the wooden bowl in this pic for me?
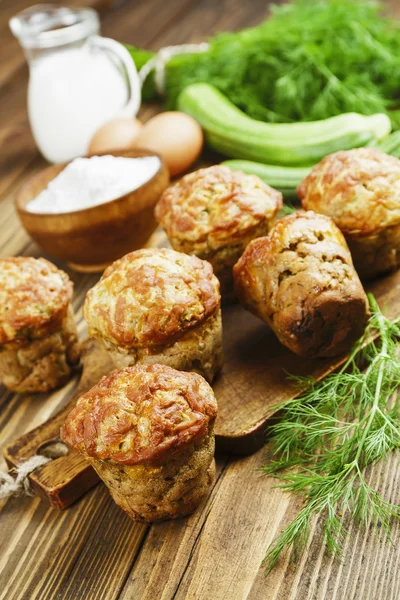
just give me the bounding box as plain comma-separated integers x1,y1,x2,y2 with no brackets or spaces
15,149,169,272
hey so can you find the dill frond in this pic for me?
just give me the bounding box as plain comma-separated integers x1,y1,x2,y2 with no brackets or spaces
262,293,400,574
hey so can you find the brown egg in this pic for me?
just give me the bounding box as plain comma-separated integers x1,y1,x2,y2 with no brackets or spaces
88,118,143,154
133,112,203,177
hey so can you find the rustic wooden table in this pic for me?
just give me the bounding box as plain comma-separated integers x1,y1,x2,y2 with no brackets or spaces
1,1,400,598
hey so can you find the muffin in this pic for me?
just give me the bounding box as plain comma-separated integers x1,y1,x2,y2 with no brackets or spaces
61,364,218,521
297,147,400,280
233,212,369,358
0,257,80,393
83,248,222,382
155,165,282,299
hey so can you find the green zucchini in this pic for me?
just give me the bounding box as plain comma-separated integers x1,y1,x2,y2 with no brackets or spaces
222,159,311,200
178,83,391,167
376,131,400,158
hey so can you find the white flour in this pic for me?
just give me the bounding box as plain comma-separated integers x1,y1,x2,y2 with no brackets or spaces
27,155,161,214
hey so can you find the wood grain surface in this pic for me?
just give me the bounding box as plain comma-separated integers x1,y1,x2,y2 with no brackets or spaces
1,1,400,599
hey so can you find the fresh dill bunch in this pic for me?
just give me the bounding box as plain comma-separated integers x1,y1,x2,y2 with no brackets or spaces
127,1,400,127
262,293,400,574
161,0,400,127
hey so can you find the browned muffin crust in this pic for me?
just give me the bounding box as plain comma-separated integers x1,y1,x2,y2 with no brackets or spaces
89,437,216,522
0,305,80,393
106,308,223,383
84,248,220,349
61,364,218,465
297,148,400,280
61,364,217,521
298,148,400,236
156,165,283,251
155,165,282,297
0,257,73,346
0,257,79,393
234,211,369,358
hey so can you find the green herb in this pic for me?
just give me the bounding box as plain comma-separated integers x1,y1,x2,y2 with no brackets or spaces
262,294,400,574
127,0,400,128
278,203,297,217
125,46,156,101
377,130,400,157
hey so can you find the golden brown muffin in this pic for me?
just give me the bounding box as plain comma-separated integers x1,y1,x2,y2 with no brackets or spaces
61,364,218,522
0,257,80,393
233,212,369,358
297,148,400,280
155,165,283,299
83,248,223,382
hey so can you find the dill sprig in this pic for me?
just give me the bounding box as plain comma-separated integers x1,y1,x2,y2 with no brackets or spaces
262,293,400,574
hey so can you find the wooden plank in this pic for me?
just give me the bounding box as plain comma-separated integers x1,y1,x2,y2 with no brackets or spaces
118,457,230,600
119,449,400,600
385,0,400,17
0,486,148,600
101,0,272,49
0,155,44,252
0,125,39,200
101,0,195,47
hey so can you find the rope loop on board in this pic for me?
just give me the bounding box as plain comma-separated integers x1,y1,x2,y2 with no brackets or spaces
0,455,51,499
139,42,209,95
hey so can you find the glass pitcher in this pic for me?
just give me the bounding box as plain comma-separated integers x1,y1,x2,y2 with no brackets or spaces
10,4,141,163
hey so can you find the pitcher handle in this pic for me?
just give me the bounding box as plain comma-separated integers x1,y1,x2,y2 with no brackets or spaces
91,35,141,117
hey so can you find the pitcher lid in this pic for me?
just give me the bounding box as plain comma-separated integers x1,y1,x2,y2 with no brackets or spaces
10,4,100,49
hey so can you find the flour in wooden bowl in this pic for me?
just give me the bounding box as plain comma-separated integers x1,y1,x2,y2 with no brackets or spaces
27,154,161,214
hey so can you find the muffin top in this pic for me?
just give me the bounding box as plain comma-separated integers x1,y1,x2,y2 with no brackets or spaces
234,211,358,317
155,165,282,254
0,257,73,345
84,248,220,349
297,148,400,236
236,211,349,265
233,211,368,358
60,364,218,464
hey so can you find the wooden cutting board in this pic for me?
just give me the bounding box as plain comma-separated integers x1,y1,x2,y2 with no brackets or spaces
4,268,400,509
